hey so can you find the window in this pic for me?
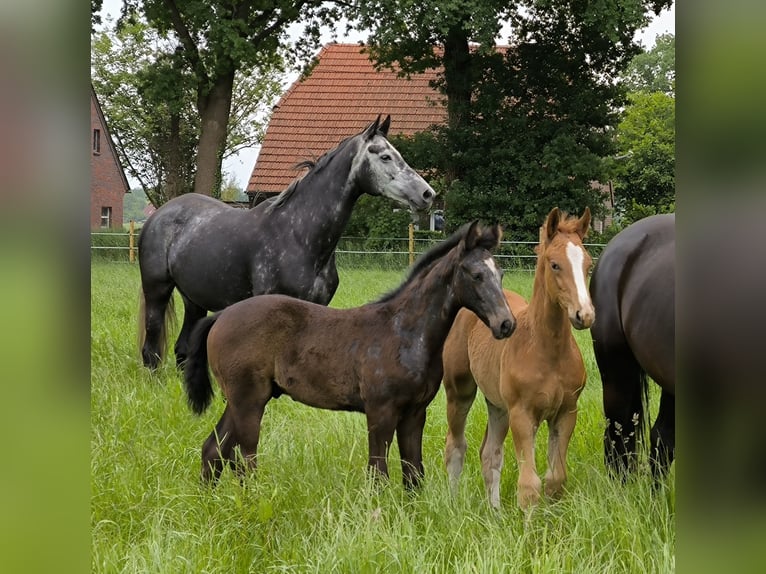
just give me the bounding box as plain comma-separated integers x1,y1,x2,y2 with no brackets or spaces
93,128,101,154
100,206,112,228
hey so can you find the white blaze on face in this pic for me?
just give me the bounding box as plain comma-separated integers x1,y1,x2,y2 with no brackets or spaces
484,256,502,284
565,242,592,308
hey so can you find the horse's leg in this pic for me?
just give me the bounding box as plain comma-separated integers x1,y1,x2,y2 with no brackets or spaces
649,390,675,480
396,406,428,490
480,400,510,509
365,407,398,482
226,381,272,479
139,284,175,369
509,406,542,509
544,408,578,500
600,349,645,478
443,376,478,489
174,294,207,368
201,404,235,483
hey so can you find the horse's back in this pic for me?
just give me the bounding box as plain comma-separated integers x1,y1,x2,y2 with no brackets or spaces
139,194,232,271
590,214,675,389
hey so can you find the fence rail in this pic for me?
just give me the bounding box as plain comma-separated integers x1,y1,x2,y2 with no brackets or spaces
91,225,606,269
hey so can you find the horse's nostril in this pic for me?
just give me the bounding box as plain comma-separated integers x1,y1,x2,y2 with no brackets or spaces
423,189,433,200
501,319,513,337
576,310,582,322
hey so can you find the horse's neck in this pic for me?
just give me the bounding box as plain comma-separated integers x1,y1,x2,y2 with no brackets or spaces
267,161,360,253
393,264,458,352
526,262,570,346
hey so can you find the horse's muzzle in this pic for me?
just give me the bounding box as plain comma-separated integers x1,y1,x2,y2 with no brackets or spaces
570,307,595,330
410,186,435,211
494,318,516,340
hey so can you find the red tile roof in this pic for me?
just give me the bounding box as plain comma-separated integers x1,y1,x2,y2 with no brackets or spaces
247,43,447,195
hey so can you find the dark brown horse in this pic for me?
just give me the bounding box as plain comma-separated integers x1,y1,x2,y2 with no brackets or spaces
588,213,675,480
183,222,515,488
442,208,594,509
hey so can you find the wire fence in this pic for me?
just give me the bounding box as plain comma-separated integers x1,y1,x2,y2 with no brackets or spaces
91,227,606,270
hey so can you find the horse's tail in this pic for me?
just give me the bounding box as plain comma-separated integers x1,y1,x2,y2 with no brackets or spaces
183,314,219,415
137,288,176,365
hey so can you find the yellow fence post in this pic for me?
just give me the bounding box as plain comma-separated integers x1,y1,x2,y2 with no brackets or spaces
129,220,135,263
408,223,415,266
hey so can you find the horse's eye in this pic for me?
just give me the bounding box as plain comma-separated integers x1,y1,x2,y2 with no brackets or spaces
380,154,392,161
472,273,483,282
551,262,560,271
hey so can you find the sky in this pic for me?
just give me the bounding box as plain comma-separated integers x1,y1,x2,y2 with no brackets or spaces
96,1,675,190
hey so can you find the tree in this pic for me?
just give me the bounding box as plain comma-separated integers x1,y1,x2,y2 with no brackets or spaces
611,91,675,215
91,17,283,206
623,33,675,96
116,0,337,197
349,0,672,239
92,21,198,206
608,33,676,223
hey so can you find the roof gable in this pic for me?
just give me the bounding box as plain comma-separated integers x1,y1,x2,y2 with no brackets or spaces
91,84,130,192
247,43,446,195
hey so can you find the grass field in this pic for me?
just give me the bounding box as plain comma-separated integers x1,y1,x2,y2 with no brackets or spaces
91,261,674,573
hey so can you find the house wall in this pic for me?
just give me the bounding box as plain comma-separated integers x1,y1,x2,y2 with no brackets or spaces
90,95,126,229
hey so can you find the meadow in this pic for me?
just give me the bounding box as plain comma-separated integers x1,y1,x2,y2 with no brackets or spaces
91,261,674,573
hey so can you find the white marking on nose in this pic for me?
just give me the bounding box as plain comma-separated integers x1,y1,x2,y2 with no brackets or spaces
566,242,592,308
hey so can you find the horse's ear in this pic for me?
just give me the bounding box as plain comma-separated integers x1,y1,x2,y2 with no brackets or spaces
464,220,481,250
576,207,591,239
484,223,502,249
545,207,561,241
492,223,503,246
380,115,391,136
363,116,382,140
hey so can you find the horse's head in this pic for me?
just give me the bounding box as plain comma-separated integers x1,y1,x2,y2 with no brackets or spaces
454,222,516,339
537,207,595,329
351,115,435,212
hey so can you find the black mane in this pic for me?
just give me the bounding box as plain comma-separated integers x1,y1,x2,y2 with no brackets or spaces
376,223,472,304
265,132,360,214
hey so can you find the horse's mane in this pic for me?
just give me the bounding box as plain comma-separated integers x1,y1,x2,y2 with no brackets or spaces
376,223,472,304
264,132,361,214
555,212,584,235
536,211,586,253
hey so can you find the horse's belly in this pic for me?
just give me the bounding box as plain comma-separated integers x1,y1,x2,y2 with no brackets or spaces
274,364,365,412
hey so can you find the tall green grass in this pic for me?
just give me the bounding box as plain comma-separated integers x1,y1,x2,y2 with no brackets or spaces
91,262,674,573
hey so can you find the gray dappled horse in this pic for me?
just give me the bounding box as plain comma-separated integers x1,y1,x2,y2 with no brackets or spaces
138,116,435,369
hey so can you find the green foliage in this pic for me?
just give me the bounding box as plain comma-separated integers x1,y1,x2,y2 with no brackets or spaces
345,196,413,249
93,1,316,203
91,20,200,206
92,261,675,572
624,33,675,96
611,91,675,211
122,188,151,223
348,0,671,241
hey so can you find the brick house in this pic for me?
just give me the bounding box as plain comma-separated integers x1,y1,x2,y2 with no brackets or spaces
247,43,446,210
91,84,129,229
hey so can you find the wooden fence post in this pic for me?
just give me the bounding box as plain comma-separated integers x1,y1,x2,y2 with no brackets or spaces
129,220,135,263
408,223,415,266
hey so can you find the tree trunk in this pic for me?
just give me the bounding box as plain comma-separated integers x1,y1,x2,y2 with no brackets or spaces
442,25,472,183
164,112,185,201
193,69,236,197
